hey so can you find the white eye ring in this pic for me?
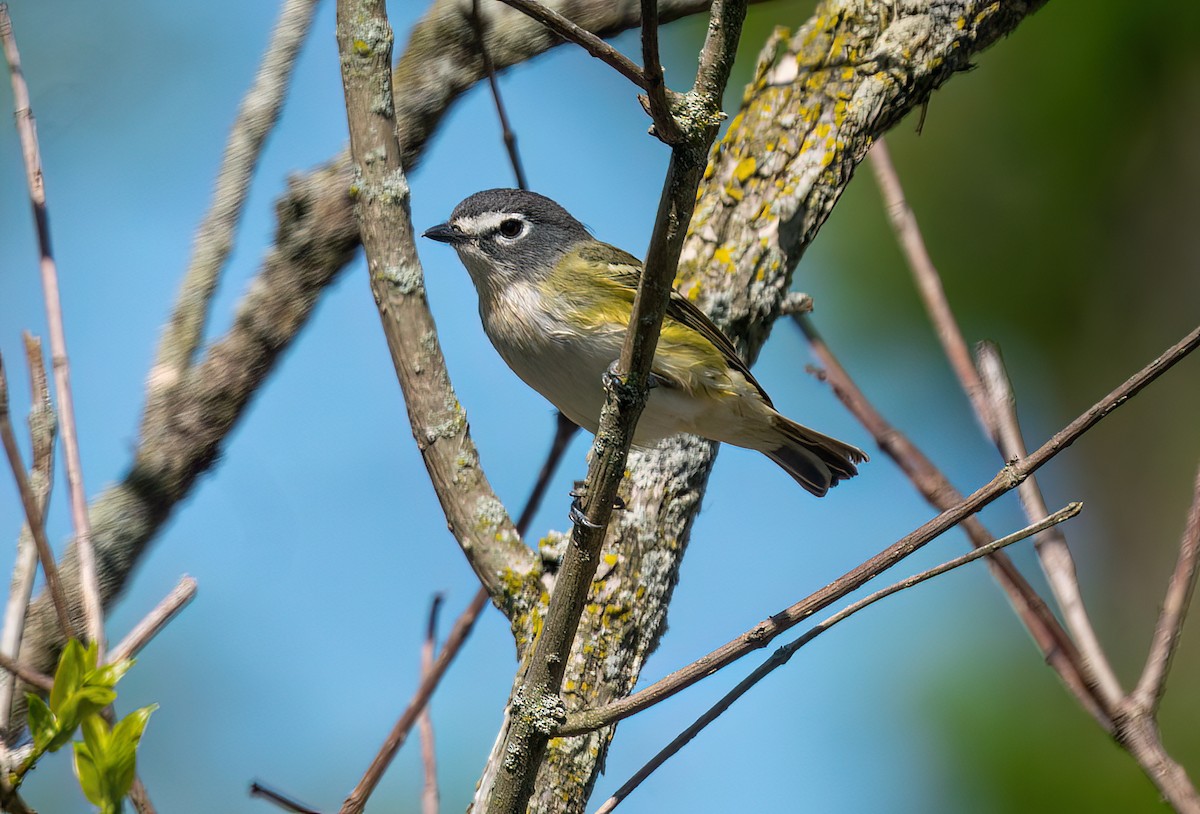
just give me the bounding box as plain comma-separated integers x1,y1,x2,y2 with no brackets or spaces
497,218,526,240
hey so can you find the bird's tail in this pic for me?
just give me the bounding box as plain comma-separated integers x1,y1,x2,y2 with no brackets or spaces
764,416,868,498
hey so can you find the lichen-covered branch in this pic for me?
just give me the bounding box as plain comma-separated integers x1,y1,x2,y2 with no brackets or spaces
489,2,1049,810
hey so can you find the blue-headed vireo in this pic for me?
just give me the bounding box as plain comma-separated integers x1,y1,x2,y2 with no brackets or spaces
423,189,867,496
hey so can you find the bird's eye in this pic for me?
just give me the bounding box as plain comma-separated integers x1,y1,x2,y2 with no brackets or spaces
498,218,525,239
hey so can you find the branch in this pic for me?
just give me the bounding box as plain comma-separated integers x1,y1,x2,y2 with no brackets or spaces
107,576,198,664
1133,464,1200,714
867,138,995,434
481,3,746,811
559,324,1199,735
976,342,1125,704
0,354,77,640
419,596,442,814
638,0,682,144
794,317,1107,724
336,0,539,619
1,1,104,654
0,337,56,736
468,0,529,190
147,0,319,399
494,0,647,90
593,503,1083,813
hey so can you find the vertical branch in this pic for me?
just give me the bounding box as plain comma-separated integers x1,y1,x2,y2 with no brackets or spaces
976,343,1125,705
0,355,77,639
1132,465,1200,713
468,0,529,190
639,0,682,144
481,2,745,812
418,596,442,814
0,337,55,734
1,3,104,655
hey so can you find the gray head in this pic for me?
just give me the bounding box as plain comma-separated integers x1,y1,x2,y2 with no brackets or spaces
424,189,592,291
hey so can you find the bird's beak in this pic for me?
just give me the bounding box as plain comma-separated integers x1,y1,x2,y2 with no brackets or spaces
423,222,465,244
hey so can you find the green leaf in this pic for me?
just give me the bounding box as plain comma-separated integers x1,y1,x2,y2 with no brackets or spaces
72,740,105,807
91,657,135,690
52,686,115,742
79,713,111,757
26,694,57,753
106,705,157,799
50,639,91,715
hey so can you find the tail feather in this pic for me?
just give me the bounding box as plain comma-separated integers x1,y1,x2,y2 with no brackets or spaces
765,417,868,497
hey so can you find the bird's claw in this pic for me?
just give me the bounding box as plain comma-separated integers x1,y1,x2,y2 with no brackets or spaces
569,494,602,528
568,490,626,528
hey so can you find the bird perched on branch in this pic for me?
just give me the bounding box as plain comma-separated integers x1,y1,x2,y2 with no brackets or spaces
424,188,867,496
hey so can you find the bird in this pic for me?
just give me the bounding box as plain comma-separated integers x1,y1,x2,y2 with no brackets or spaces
423,188,867,496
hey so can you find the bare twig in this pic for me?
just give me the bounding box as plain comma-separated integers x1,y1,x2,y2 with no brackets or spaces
0,336,56,734
495,0,648,90
128,776,158,814
149,0,319,396
0,653,52,694
976,342,1125,705
419,595,442,814
867,138,995,434
1,3,104,655
107,576,198,664
871,139,1126,711
796,317,1104,725
594,503,1083,813
559,323,1200,735
337,408,573,814
638,0,682,144
1133,464,1200,714
0,354,77,639
468,0,529,190
250,781,323,814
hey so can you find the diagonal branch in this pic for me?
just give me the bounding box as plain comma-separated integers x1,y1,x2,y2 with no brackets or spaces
495,0,647,89
593,503,1083,814
795,317,1107,725
147,0,319,401
559,323,1199,735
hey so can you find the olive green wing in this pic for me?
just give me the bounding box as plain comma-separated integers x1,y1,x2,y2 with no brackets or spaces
578,242,773,406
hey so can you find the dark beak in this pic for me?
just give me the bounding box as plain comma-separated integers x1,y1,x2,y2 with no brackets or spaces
423,222,465,244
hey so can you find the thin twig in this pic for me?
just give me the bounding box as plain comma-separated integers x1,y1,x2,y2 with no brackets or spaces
594,503,1083,813
107,576,198,664
558,323,1200,735
0,653,52,694
468,0,529,190
870,139,1126,711
0,354,77,639
639,0,682,144
128,775,158,814
868,136,994,434
1133,464,1200,713
250,781,323,814
1,3,105,655
0,336,56,734
419,595,442,814
976,341,1125,705
796,317,1105,725
337,415,574,814
149,0,319,392
495,0,648,90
